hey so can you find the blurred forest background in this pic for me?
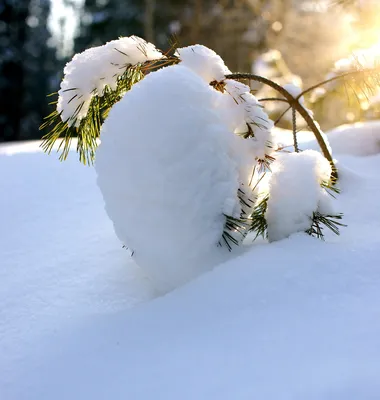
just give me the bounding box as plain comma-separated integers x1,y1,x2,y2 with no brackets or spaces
1,0,380,142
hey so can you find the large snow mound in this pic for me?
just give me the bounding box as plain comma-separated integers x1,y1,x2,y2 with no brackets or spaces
1,122,380,399
95,64,254,293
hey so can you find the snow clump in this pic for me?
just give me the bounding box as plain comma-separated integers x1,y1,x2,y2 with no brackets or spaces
265,150,334,242
176,45,231,83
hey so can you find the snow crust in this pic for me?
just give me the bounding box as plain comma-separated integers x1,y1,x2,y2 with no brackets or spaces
95,64,248,293
57,36,163,126
265,150,333,242
2,122,380,399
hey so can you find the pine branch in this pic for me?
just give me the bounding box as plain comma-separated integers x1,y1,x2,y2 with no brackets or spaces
40,65,145,164
321,179,340,198
300,65,380,101
221,191,270,250
222,184,345,248
221,214,249,251
306,212,346,239
247,195,269,240
40,53,179,164
225,73,338,182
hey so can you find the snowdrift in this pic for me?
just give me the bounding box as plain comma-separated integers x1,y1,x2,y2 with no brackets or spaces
1,122,380,399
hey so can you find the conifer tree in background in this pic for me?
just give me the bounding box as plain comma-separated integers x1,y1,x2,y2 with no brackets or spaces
23,0,57,139
74,0,145,53
0,0,30,141
74,0,288,73
0,0,56,141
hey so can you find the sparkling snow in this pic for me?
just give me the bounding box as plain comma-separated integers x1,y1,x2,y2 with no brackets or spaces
1,123,380,399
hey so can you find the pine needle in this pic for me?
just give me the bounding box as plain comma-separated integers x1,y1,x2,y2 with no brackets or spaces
40,65,145,164
306,212,346,240
247,195,269,240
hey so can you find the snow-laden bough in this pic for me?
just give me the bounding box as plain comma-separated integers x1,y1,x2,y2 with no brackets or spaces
49,36,343,292
58,36,163,127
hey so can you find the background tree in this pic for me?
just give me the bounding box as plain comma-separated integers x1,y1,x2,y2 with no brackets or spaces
74,0,145,53
22,0,57,139
0,0,30,141
74,0,288,73
0,0,56,142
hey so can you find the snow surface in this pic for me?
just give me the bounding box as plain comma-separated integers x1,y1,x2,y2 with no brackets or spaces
2,123,380,399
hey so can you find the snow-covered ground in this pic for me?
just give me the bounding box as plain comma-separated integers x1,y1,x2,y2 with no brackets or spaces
1,123,380,399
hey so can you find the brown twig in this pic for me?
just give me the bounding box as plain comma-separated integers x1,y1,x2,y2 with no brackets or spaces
258,97,289,103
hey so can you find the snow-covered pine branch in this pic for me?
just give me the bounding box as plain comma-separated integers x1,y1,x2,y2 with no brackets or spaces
40,36,167,164
58,36,163,127
42,36,344,292
223,79,275,165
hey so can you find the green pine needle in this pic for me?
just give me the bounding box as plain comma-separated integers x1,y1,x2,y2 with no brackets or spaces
221,193,269,251
306,212,346,239
221,186,346,250
247,195,269,240
40,65,145,165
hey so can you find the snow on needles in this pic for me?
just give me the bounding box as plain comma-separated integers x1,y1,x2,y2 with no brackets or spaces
176,45,231,83
265,150,333,242
95,64,251,293
176,45,275,162
57,36,163,127
223,79,275,161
